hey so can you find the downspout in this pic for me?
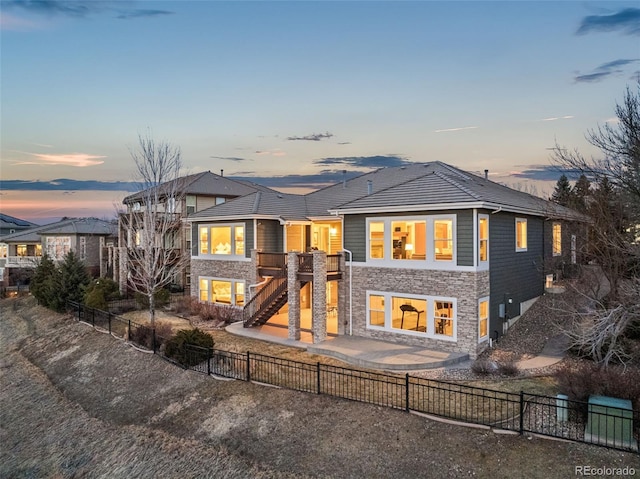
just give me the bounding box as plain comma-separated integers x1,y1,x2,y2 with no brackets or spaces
342,248,353,336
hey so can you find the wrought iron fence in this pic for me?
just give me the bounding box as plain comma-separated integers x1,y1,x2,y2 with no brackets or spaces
66,300,640,454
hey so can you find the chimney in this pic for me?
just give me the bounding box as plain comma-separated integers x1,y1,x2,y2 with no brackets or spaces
342,170,347,188
220,169,224,177
484,169,489,180
367,180,373,195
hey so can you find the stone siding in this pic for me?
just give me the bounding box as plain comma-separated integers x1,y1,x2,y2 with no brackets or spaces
190,258,253,297
347,266,490,359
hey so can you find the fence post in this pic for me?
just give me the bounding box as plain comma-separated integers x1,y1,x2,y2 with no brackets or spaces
405,373,410,412
317,362,321,395
519,391,524,435
127,319,131,341
108,312,112,335
92,307,95,327
152,328,157,354
207,348,212,376
246,351,251,382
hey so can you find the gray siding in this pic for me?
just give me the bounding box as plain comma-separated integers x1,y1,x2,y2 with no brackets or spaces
344,210,475,265
257,220,283,252
456,210,473,267
488,213,544,339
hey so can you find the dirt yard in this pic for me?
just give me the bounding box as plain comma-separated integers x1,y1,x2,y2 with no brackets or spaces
2,297,639,479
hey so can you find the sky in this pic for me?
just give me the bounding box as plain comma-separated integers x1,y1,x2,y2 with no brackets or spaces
1,1,638,224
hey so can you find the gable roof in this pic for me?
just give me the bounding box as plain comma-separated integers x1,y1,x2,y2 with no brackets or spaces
123,171,263,205
0,213,38,230
0,218,117,243
188,161,587,223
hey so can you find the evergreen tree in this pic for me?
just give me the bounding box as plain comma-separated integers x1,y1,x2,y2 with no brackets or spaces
30,253,58,308
571,174,591,212
551,174,573,206
57,250,90,311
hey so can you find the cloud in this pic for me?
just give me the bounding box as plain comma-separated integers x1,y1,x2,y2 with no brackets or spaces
577,8,640,36
210,156,252,162
13,153,106,167
509,165,584,181
0,179,138,192
255,149,286,157
313,155,411,169
4,1,174,20
541,115,574,122
573,58,639,83
337,142,351,145
434,126,478,133
116,9,174,20
287,132,334,141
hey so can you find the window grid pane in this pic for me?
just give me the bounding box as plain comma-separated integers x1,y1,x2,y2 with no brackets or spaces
434,220,453,261
434,301,454,336
369,222,385,259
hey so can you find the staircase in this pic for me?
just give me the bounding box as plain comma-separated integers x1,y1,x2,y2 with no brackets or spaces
243,277,295,328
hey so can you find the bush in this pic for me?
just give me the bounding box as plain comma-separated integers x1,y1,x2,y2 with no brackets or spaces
471,359,498,375
135,288,171,309
85,278,121,310
164,328,214,367
129,321,174,350
497,361,520,376
555,362,640,411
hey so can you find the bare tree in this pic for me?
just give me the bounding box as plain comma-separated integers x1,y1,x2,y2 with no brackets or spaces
124,133,189,326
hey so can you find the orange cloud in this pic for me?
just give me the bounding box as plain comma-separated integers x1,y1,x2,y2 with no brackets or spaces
16,153,106,167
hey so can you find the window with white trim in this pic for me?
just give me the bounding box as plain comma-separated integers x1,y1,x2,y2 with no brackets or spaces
515,218,527,251
198,277,245,306
479,297,489,341
366,290,457,341
478,215,489,264
45,236,71,260
366,215,456,265
552,222,562,256
198,224,245,257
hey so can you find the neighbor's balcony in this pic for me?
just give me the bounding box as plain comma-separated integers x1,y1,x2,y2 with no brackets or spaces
6,256,41,268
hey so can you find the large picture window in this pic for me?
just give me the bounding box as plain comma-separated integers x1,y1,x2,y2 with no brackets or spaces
366,291,456,340
366,215,455,265
198,277,245,306
198,224,245,257
479,298,489,341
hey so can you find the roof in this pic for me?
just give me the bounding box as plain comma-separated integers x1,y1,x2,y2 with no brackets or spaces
0,218,117,243
0,213,38,230
122,171,263,204
188,161,588,223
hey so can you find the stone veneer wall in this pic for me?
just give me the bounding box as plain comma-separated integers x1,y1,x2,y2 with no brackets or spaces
347,266,490,359
190,258,253,297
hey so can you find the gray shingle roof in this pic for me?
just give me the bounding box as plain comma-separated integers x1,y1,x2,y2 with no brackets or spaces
188,161,587,223
0,214,37,229
0,218,117,243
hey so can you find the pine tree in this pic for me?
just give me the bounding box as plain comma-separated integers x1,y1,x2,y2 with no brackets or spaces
30,253,58,308
551,174,573,206
571,174,591,212
57,250,90,311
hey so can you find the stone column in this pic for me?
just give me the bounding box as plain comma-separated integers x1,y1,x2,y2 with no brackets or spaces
249,249,259,300
287,252,301,341
118,247,128,295
337,252,347,335
312,250,327,343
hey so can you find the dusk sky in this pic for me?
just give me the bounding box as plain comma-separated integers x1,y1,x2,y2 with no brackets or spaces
1,1,638,224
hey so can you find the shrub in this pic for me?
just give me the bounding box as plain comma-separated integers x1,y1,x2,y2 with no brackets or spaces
129,321,174,350
164,328,214,367
497,361,520,376
172,296,198,315
471,359,498,375
555,362,640,411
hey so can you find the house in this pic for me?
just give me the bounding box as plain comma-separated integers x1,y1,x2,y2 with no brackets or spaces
187,162,587,359
0,217,118,287
0,214,38,281
116,170,266,293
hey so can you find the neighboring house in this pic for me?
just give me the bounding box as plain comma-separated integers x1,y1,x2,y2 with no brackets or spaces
0,217,118,286
116,171,265,293
188,162,587,360
0,214,38,281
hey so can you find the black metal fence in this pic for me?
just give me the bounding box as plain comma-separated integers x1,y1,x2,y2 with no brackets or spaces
66,300,639,454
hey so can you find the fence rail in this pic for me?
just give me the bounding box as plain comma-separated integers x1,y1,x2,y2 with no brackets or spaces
66,300,640,454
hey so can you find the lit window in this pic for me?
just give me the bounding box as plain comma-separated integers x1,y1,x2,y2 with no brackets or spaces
434,301,454,337
434,219,453,261
199,278,209,302
368,294,385,327
369,221,385,259
552,223,562,256
392,297,427,332
516,218,527,251
479,215,489,263
17,245,27,256
235,226,244,256
479,299,489,341
199,277,245,306
391,220,426,260
199,227,208,254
